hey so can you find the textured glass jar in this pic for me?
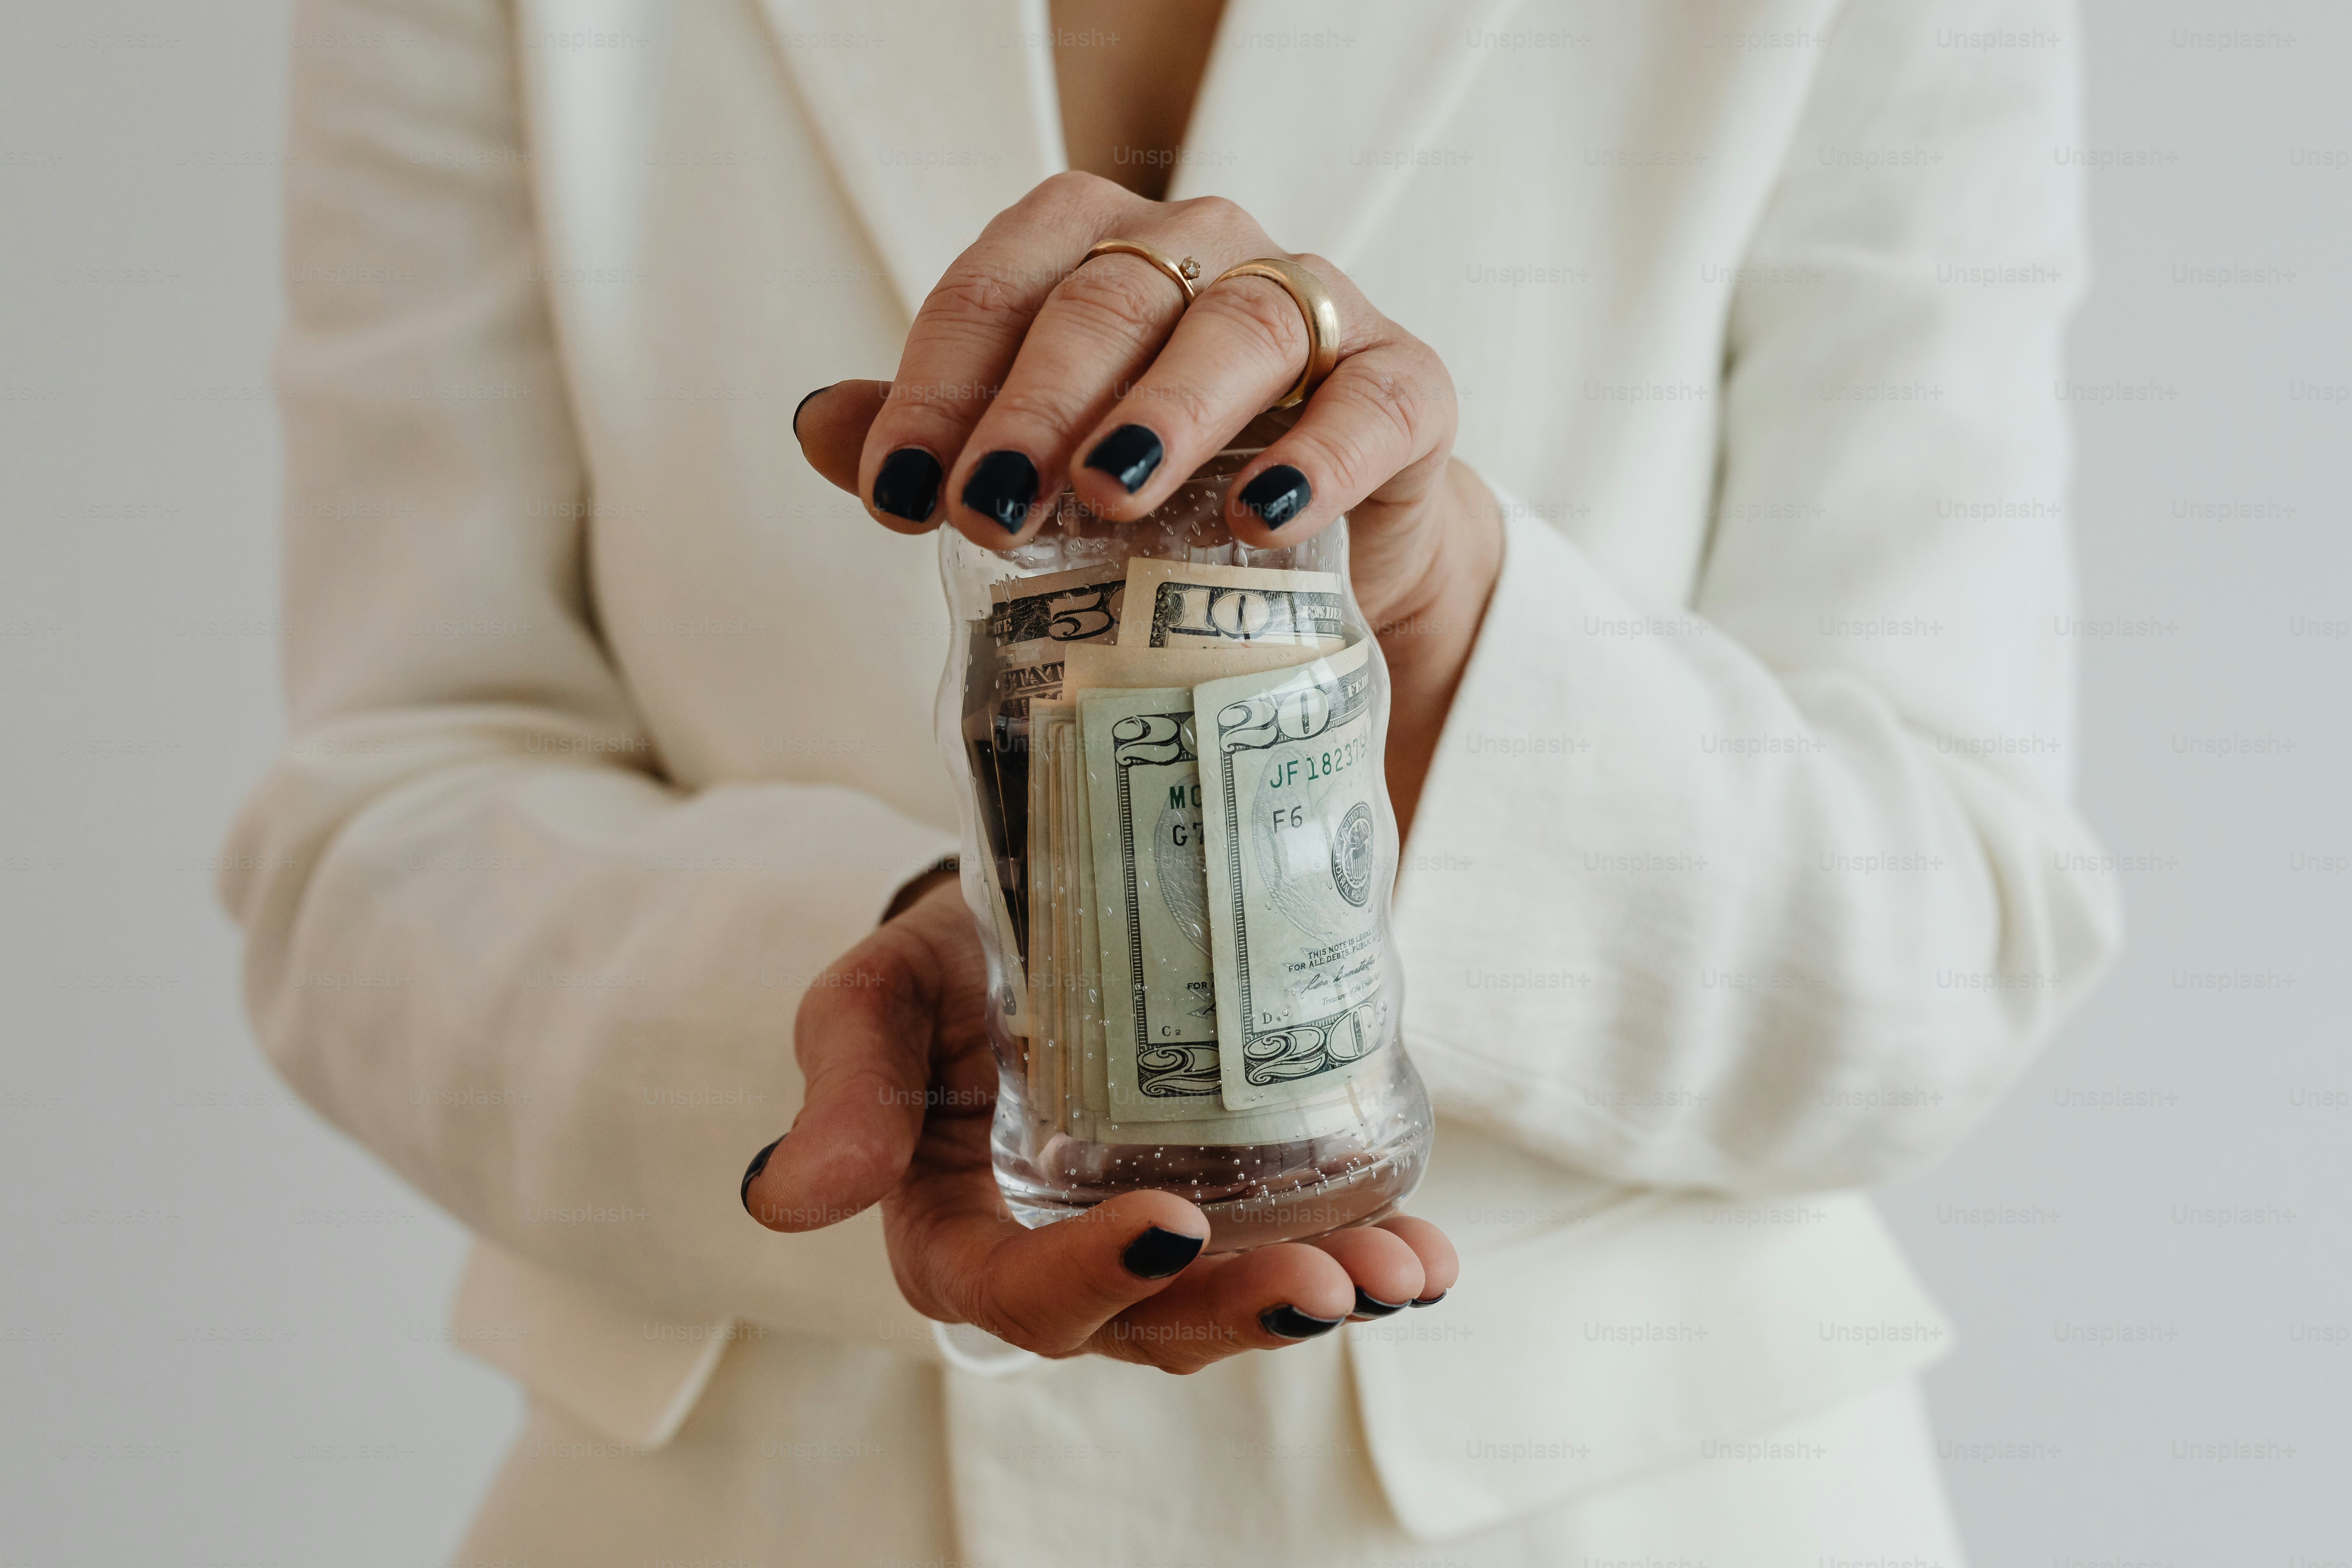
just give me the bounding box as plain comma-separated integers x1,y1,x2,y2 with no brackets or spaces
933,449,1432,1252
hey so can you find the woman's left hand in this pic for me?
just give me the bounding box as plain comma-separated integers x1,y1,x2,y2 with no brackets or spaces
793,171,1504,835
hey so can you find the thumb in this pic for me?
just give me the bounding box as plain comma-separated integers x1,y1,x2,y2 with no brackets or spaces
742,929,936,1231
793,378,891,496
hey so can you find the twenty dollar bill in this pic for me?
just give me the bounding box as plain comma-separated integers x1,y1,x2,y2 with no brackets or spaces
1196,639,1390,1111
1080,686,1224,1122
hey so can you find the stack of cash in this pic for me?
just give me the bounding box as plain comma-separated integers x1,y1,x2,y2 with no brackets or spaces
964,557,1393,1146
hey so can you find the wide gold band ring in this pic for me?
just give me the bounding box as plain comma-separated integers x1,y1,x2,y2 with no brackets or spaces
1080,238,1203,305
1207,256,1342,410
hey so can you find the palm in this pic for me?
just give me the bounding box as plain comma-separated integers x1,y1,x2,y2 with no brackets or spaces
745,881,1456,1372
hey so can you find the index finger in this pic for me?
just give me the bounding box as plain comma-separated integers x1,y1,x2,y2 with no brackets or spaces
857,173,1147,534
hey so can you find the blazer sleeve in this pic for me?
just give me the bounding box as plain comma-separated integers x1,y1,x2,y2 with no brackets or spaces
219,0,955,1339
1396,0,2123,1192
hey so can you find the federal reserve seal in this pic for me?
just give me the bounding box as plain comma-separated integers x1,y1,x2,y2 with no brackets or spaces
1329,800,1375,907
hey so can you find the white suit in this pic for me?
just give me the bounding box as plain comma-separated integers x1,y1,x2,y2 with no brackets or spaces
222,0,2120,1561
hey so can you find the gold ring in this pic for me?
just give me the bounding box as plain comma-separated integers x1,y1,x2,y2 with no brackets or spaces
1080,239,1203,305
1207,257,1341,410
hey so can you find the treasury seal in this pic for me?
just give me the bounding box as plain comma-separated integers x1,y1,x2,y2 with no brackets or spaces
1329,800,1375,907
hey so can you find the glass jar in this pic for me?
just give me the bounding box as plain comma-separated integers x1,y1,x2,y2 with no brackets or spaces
933,448,1433,1252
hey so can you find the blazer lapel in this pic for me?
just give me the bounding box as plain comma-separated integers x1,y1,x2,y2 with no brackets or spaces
756,0,1519,316
755,0,1067,319
1169,0,1521,268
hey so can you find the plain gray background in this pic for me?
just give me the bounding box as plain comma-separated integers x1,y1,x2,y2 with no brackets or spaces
2,1,2343,1560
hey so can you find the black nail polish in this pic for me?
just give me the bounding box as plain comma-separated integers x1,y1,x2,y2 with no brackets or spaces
1409,1289,1449,1308
1352,1287,1407,1318
1236,464,1311,528
790,382,834,441
1259,1305,1345,1341
1084,425,1165,493
961,450,1039,533
1121,1225,1206,1280
739,1137,783,1215
873,448,943,522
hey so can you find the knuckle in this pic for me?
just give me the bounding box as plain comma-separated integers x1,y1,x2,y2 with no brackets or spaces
892,383,997,426
1024,169,1124,227
965,1291,1054,1354
791,975,869,1062
806,1058,902,1122
1047,169,1120,201
1179,193,1247,231
1118,1333,1198,1374
1119,372,1216,427
958,1260,1106,1358
1290,423,1384,499
976,382,1090,435
1326,365,1428,453
1052,262,1178,344
1121,1316,1247,1374
882,360,1002,425
1197,282,1308,374
924,263,1019,325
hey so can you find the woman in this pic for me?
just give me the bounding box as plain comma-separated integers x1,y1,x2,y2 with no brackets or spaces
223,0,2119,1561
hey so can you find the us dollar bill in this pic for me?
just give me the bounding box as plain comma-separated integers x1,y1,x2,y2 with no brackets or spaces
973,844,1032,1039
1117,559,1346,652
1195,639,1390,1112
1022,702,1059,1112
989,563,1126,728
1065,704,1108,1122
989,563,1126,660
982,565,1124,974
980,557,1383,1140
1079,686,1225,1122
1027,701,1087,1122
957,615,1032,1035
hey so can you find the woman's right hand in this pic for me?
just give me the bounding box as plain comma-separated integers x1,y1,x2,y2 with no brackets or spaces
790,172,1505,838
740,877,1457,1374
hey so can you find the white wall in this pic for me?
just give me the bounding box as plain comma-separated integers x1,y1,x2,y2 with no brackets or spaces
2,1,2342,1561
0,6,518,1561
1877,2,2352,1559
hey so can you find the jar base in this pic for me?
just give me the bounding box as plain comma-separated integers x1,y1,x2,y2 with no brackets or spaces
997,1130,1428,1253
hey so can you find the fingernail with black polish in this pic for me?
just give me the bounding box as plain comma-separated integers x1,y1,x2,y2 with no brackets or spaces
791,382,834,441
739,1137,783,1215
961,450,1039,533
1409,1289,1449,1308
1121,1225,1206,1280
873,448,943,523
1237,464,1311,528
1260,1305,1345,1341
1352,1287,1408,1319
1084,424,1165,493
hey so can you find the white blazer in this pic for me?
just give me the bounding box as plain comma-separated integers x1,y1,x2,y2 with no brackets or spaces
223,0,2120,1553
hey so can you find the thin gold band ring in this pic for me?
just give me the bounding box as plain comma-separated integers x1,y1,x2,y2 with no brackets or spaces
1206,257,1342,410
1079,238,1204,305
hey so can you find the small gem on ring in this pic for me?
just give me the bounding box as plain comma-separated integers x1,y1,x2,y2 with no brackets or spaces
1179,256,1201,280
